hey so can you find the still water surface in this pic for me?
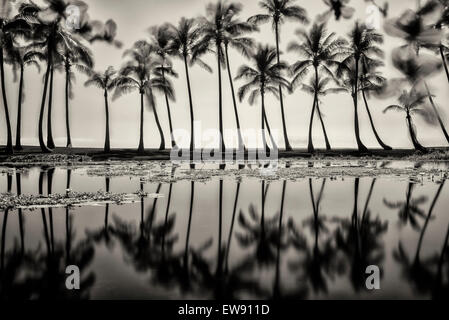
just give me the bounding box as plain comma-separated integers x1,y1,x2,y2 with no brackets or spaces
0,162,448,300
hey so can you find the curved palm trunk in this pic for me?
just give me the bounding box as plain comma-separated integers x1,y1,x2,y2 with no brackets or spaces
424,82,449,144
38,56,52,153
138,92,145,154
47,66,56,149
406,114,427,153
104,90,110,153
184,56,195,154
316,100,331,151
275,22,292,151
65,62,72,148
161,67,177,149
353,60,368,153
15,64,24,150
152,104,165,150
0,49,13,154
183,181,195,287
263,108,277,151
225,44,245,152
308,93,317,153
217,45,225,161
361,89,392,150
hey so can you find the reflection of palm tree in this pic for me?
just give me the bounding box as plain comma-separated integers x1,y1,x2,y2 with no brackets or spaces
384,182,428,230
335,178,388,292
248,0,309,151
236,181,279,267
393,181,445,295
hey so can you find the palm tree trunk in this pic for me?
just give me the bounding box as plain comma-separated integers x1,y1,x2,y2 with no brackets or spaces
273,180,287,299
308,93,317,153
424,82,449,144
353,59,368,153
162,67,177,149
104,90,110,153
261,90,268,153
184,56,195,153
362,89,392,150
406,114,427,153
217,44,225,160
38,56,52,153
316,100,331,151
15,64,24,150
152,104,165,150
216,180,224,277
184,181,194,270
16,172,24,254
275,21,292,151
225,44,245,152
138,92,145,153
0,49,13,154
65,62,72,148
47,66,55,149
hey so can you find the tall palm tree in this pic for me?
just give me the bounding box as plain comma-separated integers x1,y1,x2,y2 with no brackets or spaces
338,22,384,152
84,66,118,153
57,42,94,148
168,18,211,153
248,0,309,151
222,6,256,152
198,1,239,157
288,22,346,152
236,45,290,154
149,24,179,149
7,48,44,150
383,89,432,153
0,13,30,154
114,41,168,153
300,76,346,151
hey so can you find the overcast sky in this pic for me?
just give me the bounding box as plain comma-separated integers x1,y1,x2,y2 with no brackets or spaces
2,0,449,149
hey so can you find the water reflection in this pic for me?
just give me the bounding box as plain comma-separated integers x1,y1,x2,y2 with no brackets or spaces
0,164,448,300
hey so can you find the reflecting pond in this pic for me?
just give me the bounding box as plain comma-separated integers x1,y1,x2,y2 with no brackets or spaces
0,161,448,300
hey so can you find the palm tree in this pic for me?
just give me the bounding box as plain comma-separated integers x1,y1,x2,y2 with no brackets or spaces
383,89,433,153
222,5,257,152
288,22,346,152
300,76,345,151
168,18,211,154
248,0,309,151
149,24,179,149
114,41,168,153
197,1,239,158
338,22,384,152
84,66,118,153
359,58,392,150
0,13,30,154
236,45,290,154
57,41,94,148
318,0,355,22
7,47,44,150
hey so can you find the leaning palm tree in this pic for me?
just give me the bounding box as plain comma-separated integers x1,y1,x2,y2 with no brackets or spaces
248,0,309,151
197,1,240,157
236,45,290,153
222,5,257,152
168,18,211,153
338,22,384,152
114,41,167,154
57,42,94,148
301,76,346,151
0,12,30,154
7,47,44,150
149,24,179,149
288,22,346,152
84,66,118,153
383,89,432,153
